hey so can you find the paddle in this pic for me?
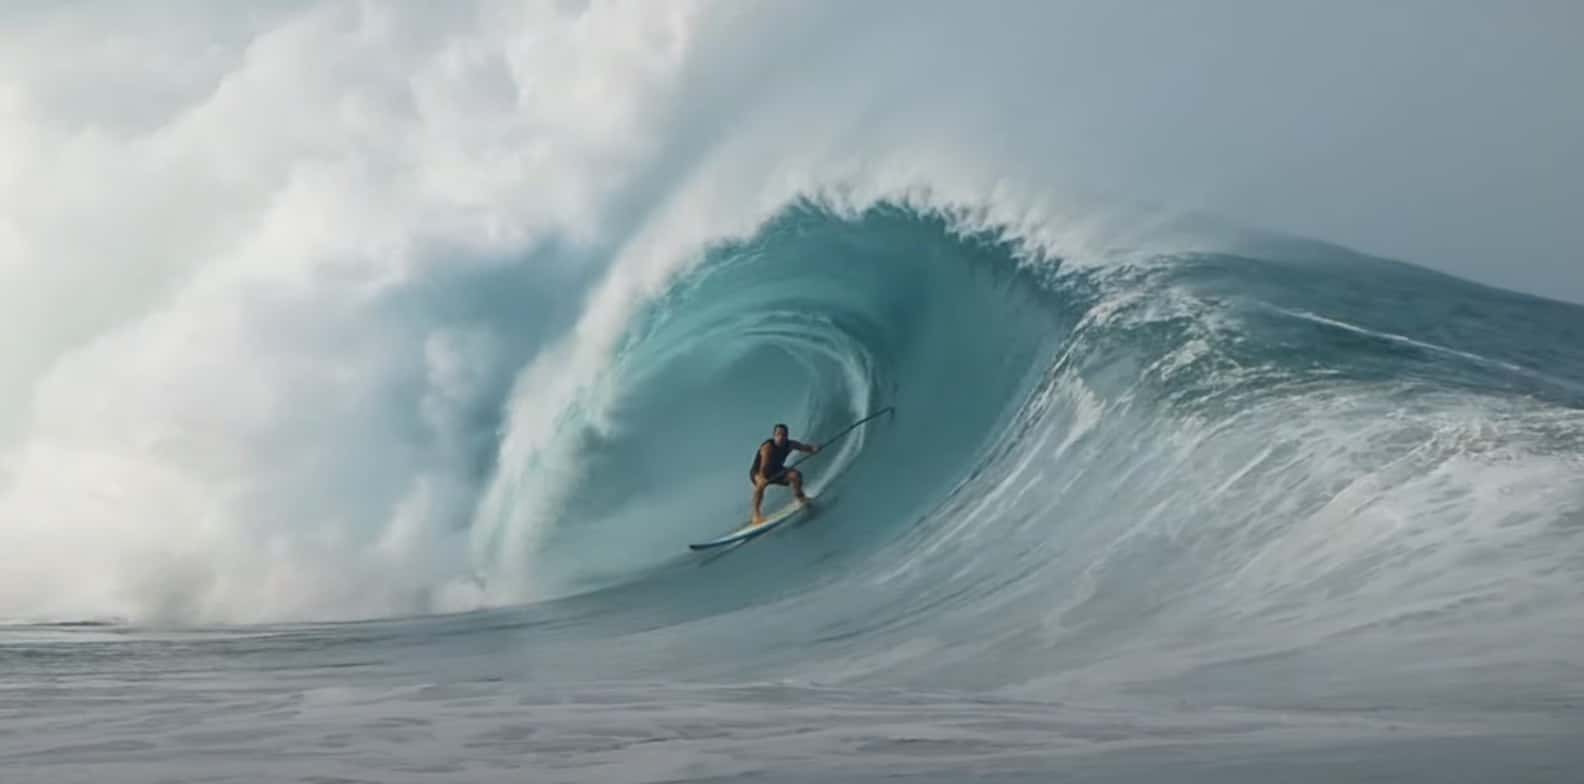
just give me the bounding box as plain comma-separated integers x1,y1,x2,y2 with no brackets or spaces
763,406,895,483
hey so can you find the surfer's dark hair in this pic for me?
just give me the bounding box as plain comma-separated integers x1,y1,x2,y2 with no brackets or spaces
773,423,789,435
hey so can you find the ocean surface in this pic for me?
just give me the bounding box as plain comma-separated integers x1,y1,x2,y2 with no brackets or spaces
4,202,1582,782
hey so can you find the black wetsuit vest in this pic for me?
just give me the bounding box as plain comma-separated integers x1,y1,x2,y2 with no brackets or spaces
750,438,793,479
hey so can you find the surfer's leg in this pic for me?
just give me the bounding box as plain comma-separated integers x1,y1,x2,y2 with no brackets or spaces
751,476,769,524
788,469,808,504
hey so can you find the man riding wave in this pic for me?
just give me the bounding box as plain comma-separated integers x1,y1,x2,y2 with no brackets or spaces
749,423,818,525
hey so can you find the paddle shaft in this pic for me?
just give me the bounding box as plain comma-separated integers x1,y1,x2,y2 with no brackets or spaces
765,406,894,482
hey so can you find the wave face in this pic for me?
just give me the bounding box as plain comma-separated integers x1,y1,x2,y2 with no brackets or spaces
9,191,1584,711
6,185,1584,712
468,204,1064,602
447,201,1584,710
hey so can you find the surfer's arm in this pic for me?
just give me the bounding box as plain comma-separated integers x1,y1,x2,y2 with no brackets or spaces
793,440,818,454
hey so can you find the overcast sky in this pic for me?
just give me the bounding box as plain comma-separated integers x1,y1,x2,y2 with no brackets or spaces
817,0,1584,302
4,2,1580,307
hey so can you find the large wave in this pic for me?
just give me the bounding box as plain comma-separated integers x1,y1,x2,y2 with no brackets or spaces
2,6,1581,723
467,202,1064,601
434,200,1584,709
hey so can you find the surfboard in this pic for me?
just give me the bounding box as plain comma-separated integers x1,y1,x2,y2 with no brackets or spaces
688,497,815,551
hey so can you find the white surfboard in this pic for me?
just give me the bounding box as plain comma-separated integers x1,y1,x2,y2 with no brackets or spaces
688,497,815,551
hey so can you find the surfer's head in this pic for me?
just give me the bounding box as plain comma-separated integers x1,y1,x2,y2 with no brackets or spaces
772,423,789,445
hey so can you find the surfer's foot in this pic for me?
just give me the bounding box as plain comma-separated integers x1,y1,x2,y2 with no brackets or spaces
752,514,766,526
795,494,810,506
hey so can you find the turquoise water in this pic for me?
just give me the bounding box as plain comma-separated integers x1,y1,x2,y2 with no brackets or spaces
5,202,1582,781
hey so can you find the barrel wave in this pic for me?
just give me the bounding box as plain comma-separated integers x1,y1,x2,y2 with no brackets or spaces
445,200,1584,714
469,203,1059,603
7,196,1584,780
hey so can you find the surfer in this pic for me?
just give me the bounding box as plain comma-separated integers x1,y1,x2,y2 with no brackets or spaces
750,423,819,525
